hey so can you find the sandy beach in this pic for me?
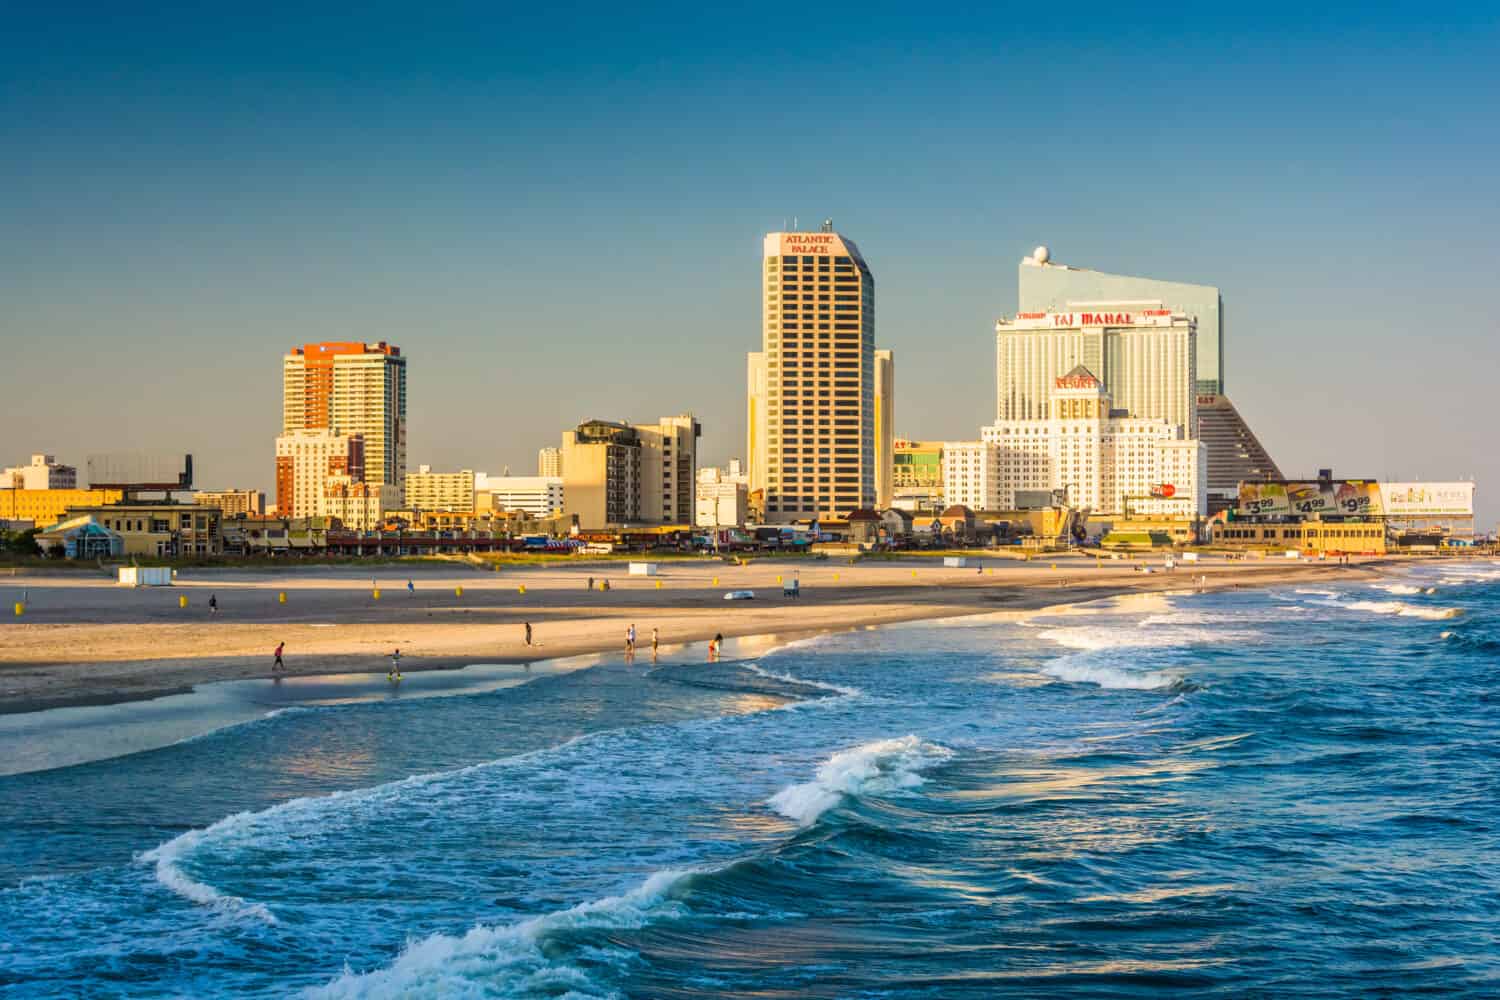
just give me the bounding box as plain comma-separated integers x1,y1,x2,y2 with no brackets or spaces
0,554,1392,714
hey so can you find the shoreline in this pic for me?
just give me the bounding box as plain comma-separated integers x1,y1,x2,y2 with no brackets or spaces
0,557,1397,717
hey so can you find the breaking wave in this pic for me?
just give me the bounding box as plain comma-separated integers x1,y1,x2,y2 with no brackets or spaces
767,736,952,826
1042,660,1179,691
1345,600,1463,620
140,822,279,925
310,868,696,998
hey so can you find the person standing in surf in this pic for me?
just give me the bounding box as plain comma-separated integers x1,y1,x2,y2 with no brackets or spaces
389,648,402,681
651,627,659,660
626,623,636,658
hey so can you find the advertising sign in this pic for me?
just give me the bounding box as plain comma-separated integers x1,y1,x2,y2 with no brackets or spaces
1237,480,1383,517
1238,482,1288,516
1380,482,1475,516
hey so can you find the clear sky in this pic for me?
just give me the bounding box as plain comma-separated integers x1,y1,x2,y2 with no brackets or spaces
3,4,1497,523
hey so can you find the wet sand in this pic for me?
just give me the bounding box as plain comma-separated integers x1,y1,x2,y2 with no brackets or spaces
0,555,1386,714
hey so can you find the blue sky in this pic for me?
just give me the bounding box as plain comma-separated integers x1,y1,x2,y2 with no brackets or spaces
3,4,1497,522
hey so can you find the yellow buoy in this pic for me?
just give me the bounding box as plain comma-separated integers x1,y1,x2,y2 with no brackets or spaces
776,575,783,584
1051,563,1056,570
833,573,839,581
278,591,287,603
655,580,662,589
519,584,526,595
179,594,188,608
13,602,23,617
373,589,381,600
911,569,917,578
455,585,463,597
712,576,719,586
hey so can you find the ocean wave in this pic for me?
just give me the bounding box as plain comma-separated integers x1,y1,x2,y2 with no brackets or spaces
1374,583,1422,596
1042,660,1179,691
140,823,279,925
767,736,952,826
1038,622,1250,652
743,662,863,700
1345,600,1463,620
310,868,695,998
136,734,596,924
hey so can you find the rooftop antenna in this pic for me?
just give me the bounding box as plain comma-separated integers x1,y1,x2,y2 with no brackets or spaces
793,215,798,231
821,218,833,233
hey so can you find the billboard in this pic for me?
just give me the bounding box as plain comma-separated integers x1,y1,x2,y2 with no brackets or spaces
1380,482,1475,517
86,453,194,490
1238,480,1382,517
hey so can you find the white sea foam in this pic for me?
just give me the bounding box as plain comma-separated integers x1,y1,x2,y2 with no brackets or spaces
1345,600,1463,620
743,662,863,699
1375,583,1422,596
140,822,279,924
1042,660,1178,691
310,868,695,998
767,735,952,826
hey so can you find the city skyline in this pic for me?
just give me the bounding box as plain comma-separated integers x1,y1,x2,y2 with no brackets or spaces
2,7,1496,523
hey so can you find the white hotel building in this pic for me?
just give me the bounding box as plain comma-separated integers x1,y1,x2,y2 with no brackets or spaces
971,366,1205,517
995,304,1197,434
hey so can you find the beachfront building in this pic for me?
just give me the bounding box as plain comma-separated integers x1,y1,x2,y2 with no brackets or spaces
45,502,224,557
476,475,565,519
192,489,265,518
275,429,363,519
695,467,750,528
892,438,945,513
282,341,407,500
537,447,562,478
981,367,1206,517
405,466,476,512
561,415,699,527
1,454,77,490
748,223,892,523
995,302,1198,434
942,441,999,512
0,488,124,529
1018,246,1282,510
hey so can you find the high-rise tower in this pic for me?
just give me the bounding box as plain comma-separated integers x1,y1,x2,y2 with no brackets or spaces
282,342,407,499
748,224,886,522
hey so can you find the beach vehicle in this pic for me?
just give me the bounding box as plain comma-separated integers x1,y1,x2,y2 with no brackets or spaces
723,590,756,601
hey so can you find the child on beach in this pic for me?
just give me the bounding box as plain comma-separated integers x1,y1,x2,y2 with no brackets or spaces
273,642,285,672
389,648,402,680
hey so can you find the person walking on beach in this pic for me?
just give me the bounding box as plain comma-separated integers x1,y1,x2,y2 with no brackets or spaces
407,579,415,596
389,648,402,681
208,594,218,615
273,642,285,673
709,633,723,661
626,623,636,656
651,627,659,660
524,621,533,646
587,576,594,592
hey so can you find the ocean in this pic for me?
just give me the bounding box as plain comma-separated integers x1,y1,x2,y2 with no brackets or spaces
2,562,1498,997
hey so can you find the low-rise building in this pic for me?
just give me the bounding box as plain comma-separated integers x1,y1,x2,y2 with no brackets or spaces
0,488,125,528
1209,520,1386,554
406,466,476,512
477,475,565,518
34,515,124,559
696,467,749,527
55,502,223,557
1,454,77,490
193,489,266,518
